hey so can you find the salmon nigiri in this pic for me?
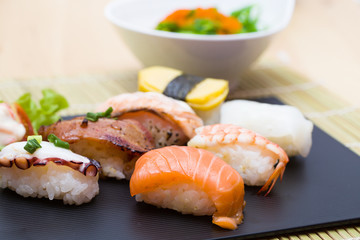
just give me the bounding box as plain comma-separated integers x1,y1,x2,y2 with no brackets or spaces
130,146,245,230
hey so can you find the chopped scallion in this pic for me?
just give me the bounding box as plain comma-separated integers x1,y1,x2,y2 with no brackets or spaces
86,112,99,122
85,107,113,122
103,107,113,117
24,138,42,154
27,135,42,144
47,134,70,149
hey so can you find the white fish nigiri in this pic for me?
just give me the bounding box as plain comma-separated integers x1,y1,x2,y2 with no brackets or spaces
220,100,313,157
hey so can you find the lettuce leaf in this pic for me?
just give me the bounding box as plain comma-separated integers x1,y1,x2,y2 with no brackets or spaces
231,5,260,33
16,89,69,133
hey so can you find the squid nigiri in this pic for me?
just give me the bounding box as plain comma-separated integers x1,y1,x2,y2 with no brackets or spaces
188,124,289,195
0,141,101,205
130,146,245,230
220,100,313,157
95,92,203,148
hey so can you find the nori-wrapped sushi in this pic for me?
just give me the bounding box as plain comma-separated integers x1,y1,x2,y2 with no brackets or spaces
138,66,229,124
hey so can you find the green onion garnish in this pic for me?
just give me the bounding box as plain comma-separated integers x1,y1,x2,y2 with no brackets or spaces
0,145,4,151
24,138,42,154
47,134,70,149
27,135,42,144
85,107,113,122
86,112,99,122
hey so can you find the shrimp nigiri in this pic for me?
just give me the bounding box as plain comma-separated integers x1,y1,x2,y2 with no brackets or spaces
130,146,245,230
0,102,34,146
95,92,203,148
188,124,289,196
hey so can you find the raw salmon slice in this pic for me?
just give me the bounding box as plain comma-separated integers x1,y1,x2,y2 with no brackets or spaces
130,145,245,230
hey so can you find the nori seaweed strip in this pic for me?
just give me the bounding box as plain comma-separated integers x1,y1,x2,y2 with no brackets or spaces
163,74,205,101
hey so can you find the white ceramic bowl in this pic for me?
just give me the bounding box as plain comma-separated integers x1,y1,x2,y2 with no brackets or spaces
105,0,295,84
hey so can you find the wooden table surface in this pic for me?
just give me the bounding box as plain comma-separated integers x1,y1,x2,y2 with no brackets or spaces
0,0,360,106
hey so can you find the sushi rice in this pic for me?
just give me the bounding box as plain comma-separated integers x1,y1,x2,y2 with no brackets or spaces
0,162,99,205
136,182,216,216
198,143,277,186
70,140,134,180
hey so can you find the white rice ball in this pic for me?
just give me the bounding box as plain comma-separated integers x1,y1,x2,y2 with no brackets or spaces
0,162,99,205
135,183,216,216
196,143,278,186
71,140,136,180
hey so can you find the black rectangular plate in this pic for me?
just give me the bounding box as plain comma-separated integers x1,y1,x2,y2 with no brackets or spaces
1,97,360,240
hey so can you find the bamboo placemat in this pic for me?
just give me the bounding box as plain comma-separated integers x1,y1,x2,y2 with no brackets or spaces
0,65,359,240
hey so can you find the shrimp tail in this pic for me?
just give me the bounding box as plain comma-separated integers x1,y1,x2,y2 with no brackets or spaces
257,161,287,196
12,103,35,138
